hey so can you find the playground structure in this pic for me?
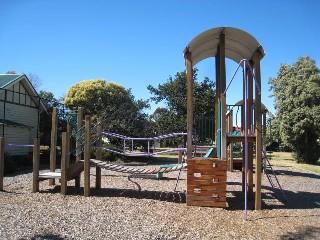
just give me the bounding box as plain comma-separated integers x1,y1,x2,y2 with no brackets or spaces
30,107,187,195
0,27,282,217
226,101,269,172
184,27,265,215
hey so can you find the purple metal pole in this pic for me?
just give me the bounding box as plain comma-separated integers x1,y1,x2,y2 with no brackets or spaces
244,60,249,221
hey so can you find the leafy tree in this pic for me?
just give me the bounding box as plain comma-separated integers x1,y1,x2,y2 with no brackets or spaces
64,79,151,141
269,56,320,164
265,113,283,151
148,69,215,145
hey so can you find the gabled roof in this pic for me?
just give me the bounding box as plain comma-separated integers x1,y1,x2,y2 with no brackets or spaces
184,27,265,65
0,74,47,112
0,74,21,88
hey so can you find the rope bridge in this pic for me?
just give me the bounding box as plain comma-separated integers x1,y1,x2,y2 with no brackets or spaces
86,159,186,175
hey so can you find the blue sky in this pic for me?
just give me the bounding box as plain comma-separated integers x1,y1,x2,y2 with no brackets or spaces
1,0,319,115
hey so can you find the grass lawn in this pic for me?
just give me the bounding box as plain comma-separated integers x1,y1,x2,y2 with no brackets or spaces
266,151,320,174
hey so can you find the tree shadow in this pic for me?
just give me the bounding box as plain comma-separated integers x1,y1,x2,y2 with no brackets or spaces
262,185,320,209
42,185,187,204
273,168,320,179
22,233,65,240
226,180,320,210
280,226,320,240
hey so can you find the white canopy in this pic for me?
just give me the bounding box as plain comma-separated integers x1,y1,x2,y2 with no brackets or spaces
185,27,265,65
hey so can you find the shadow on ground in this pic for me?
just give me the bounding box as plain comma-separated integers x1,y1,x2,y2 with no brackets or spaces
42,185,187,204
29,233,65,240
280,226,320,240
227,178,320,210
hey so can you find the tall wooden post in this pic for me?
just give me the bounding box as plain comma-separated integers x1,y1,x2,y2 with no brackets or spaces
32,138,40,193
247,64,254,199
49,107,58,185
95,118,104,189
215,52,220,145
227,110,234,171
0,137,4,191
61,132,67,195
254,52,263,210
84,115,91,197
66,124,71,169
219,31,227,161
185,49,193,159
75,107,83,188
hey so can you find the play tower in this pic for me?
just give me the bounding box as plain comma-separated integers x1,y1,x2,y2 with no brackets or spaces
184,27,265,210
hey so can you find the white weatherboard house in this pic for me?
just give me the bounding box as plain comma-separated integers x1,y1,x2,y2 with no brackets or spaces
0,74,46,155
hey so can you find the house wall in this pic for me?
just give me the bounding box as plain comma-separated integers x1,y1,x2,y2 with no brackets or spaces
0,126,32,155
4,103,38,138
0,81,36,107
0,81,39,155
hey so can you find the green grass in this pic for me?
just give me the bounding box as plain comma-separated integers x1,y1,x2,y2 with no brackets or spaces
267,152,320,174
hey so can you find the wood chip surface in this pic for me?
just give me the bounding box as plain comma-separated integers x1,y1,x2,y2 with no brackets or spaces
0,161,319,239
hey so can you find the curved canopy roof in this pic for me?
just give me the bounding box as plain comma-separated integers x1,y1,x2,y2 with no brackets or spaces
185,27,265,65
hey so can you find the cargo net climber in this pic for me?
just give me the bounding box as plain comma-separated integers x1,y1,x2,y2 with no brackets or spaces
32,116,189,196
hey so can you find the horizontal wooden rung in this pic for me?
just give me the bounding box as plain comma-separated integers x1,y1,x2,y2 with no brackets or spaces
38,172,61,179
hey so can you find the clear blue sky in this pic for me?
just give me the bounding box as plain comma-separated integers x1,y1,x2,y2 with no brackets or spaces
1,0,319,115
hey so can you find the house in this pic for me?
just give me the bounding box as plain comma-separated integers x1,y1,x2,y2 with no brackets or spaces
0,74,46,155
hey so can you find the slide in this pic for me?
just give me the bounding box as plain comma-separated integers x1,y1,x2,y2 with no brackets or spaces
203,148,215,158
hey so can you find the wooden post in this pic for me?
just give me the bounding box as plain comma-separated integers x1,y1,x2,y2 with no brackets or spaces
32,138,40,193
215,53,220,145
219,31,227,161
49,107,58,185
61,132,68,195
254,52,263,210
84,115,91,197
247,65,254,200
75,107,83,188
0,137,4,191
185,50,193,159
226,110,234,171
66,124,71,169
95,118,103,189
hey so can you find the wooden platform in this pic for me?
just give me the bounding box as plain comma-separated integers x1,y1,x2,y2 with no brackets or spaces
187,158,227,208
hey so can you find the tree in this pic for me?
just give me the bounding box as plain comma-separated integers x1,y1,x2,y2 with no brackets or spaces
25,72,42,91
148,69,215,144
64,79,151,140
265,112,283,151
269,56,320,164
